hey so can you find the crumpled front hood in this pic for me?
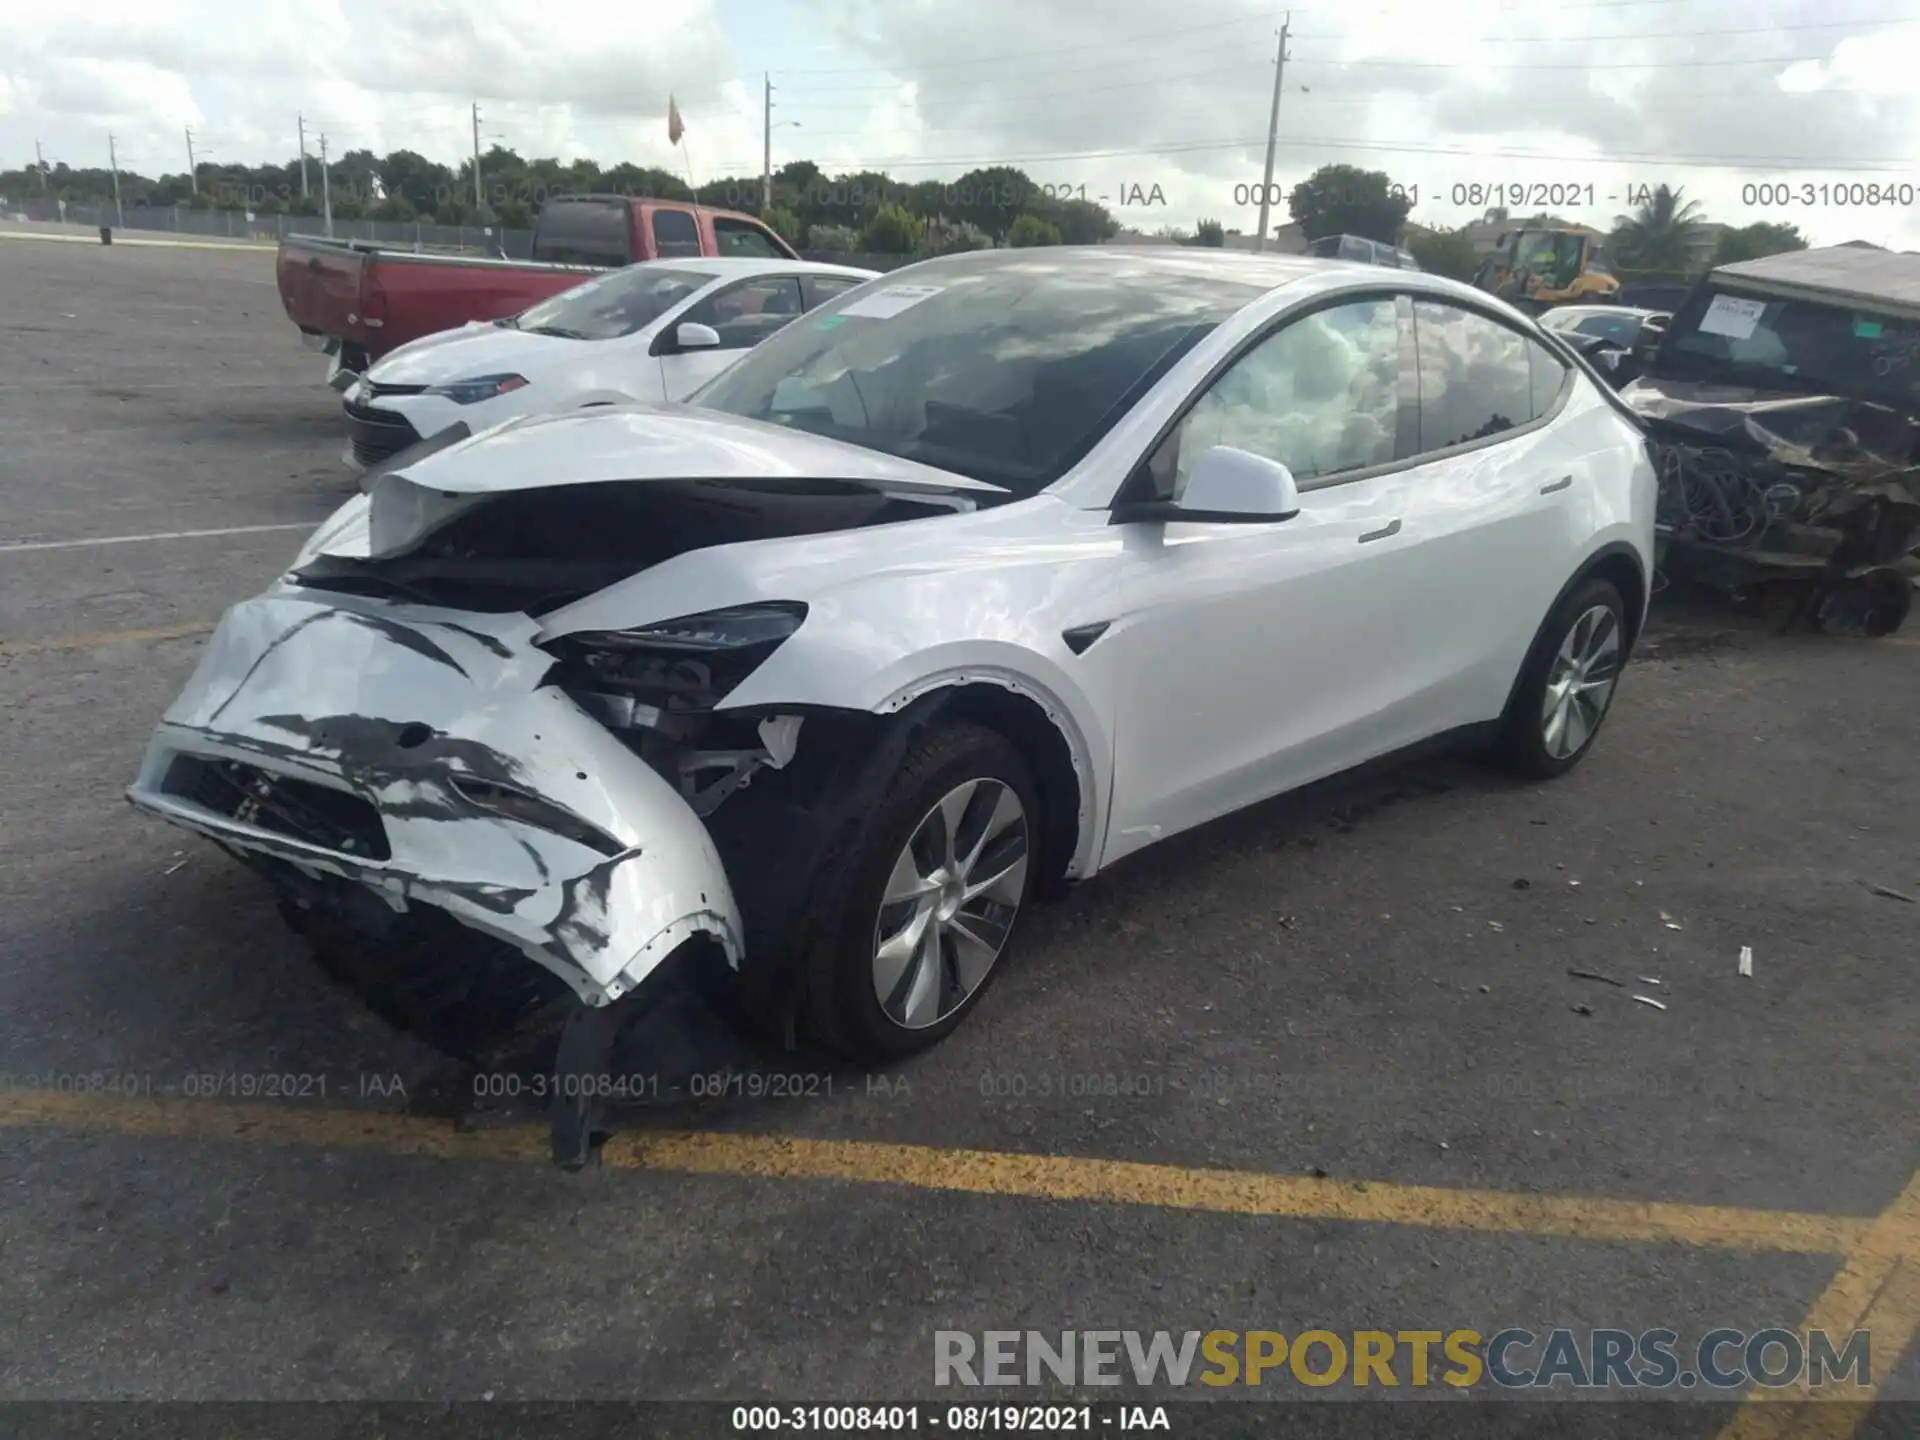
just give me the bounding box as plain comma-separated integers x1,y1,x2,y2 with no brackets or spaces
361,404,1005,559
367,325,572,386
1621,374,1920,489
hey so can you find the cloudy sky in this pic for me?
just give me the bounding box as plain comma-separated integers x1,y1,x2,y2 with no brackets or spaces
4,0,1918,245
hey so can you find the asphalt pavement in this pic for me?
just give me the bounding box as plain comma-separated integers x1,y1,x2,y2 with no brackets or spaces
0,232,1914,1435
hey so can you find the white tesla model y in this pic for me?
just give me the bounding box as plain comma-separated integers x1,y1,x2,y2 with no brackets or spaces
131,247,1655,1149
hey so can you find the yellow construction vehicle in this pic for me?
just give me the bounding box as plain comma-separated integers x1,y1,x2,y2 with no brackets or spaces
1472,226,1620,312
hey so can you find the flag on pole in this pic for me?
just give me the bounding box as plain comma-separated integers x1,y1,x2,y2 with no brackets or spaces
668,96,685,146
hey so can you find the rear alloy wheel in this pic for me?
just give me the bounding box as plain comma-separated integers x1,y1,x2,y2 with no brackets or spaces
1497,577,1628,778
799,722,1038,1060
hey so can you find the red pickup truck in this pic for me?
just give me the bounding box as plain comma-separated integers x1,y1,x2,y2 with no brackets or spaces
277,196,800,383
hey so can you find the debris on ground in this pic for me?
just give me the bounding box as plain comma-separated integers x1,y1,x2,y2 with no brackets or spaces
1659,910,1684,930
1739,945,1754,978
1571,1004,1594,1017
1488,920,1505,932
1568,968,1626,987
1633,995,1669,1011
1638,976,1662,986
1512,878,1531,890
1861,881,1916,904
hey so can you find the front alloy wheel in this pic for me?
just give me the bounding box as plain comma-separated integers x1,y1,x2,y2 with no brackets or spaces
1541,603,1622,759
872,778,1030,1029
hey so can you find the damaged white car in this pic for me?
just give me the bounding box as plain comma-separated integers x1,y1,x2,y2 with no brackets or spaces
130,248,1656,1165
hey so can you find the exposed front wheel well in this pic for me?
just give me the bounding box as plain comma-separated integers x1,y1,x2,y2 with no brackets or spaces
931,684,1084,901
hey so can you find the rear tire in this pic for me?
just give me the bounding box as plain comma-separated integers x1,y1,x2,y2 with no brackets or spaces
1495,576,1628,779
796,721,1039,1062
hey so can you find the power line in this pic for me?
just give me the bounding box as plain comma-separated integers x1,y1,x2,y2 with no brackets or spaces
775,13,1915,96
678,130,1920,176
769,0,1808,76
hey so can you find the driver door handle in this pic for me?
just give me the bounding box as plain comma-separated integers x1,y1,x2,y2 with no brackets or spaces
1358,519,1401,544
1540,475,1574,494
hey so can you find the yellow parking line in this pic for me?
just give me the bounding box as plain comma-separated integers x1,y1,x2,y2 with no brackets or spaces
1717,1171,1920,1440
0,1088,1890,1258
0,621,215,657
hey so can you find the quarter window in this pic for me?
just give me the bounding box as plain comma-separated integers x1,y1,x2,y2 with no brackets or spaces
805,274,866,308
1146,297,1402,500
1413,301,1563,451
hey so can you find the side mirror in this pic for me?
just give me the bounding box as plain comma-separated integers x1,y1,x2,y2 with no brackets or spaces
1113,446,1301,525
673,321,722,352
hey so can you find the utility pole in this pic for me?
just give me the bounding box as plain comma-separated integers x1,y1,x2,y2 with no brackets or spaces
185,126,198,196
471,100,484,211
319,133,333,237
1253,15,1290,254
108,132,124,227
762,73,773,212
297,113,310,197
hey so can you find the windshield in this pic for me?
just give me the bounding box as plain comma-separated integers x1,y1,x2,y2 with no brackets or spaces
1516,234,1584,286
1659,284,1920,404
688,252,1265,493
513,266,715,341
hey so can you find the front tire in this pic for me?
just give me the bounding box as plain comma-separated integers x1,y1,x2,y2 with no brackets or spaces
797,721,1038,1062
1496,577,1628,779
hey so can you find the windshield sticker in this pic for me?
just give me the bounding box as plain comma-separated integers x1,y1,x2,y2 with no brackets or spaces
813,314,848,330
1853,317,1885,339
836,283,945,320
1700,295,1765,340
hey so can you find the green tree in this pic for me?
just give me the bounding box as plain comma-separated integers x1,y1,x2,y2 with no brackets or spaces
761,205,801,243
1607,184,1708,278
603,164,691,201
1712,221,1808,267
918,215,991,256
1194,218,1225,247
370,195,417,222
807,223,862,251
944,166,1034,236
379,149,454,213
1287,164,1412,244
861,203,921,254
1008,213,1063,247
1046,197,1117,244
1406,225,1480,281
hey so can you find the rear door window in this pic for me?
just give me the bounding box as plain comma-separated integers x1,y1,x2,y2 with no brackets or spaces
650,208,703,259
1413,301,1560,452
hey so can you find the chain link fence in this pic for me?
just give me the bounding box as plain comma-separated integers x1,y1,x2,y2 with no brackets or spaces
11,199,535,256
8,199,924,274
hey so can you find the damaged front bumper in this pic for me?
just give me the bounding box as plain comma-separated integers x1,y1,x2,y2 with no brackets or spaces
126,592,745,1015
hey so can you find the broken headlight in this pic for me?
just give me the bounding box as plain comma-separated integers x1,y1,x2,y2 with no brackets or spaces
541,602,808,722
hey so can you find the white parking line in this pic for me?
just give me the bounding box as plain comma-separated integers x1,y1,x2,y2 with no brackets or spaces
0,523,311,555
